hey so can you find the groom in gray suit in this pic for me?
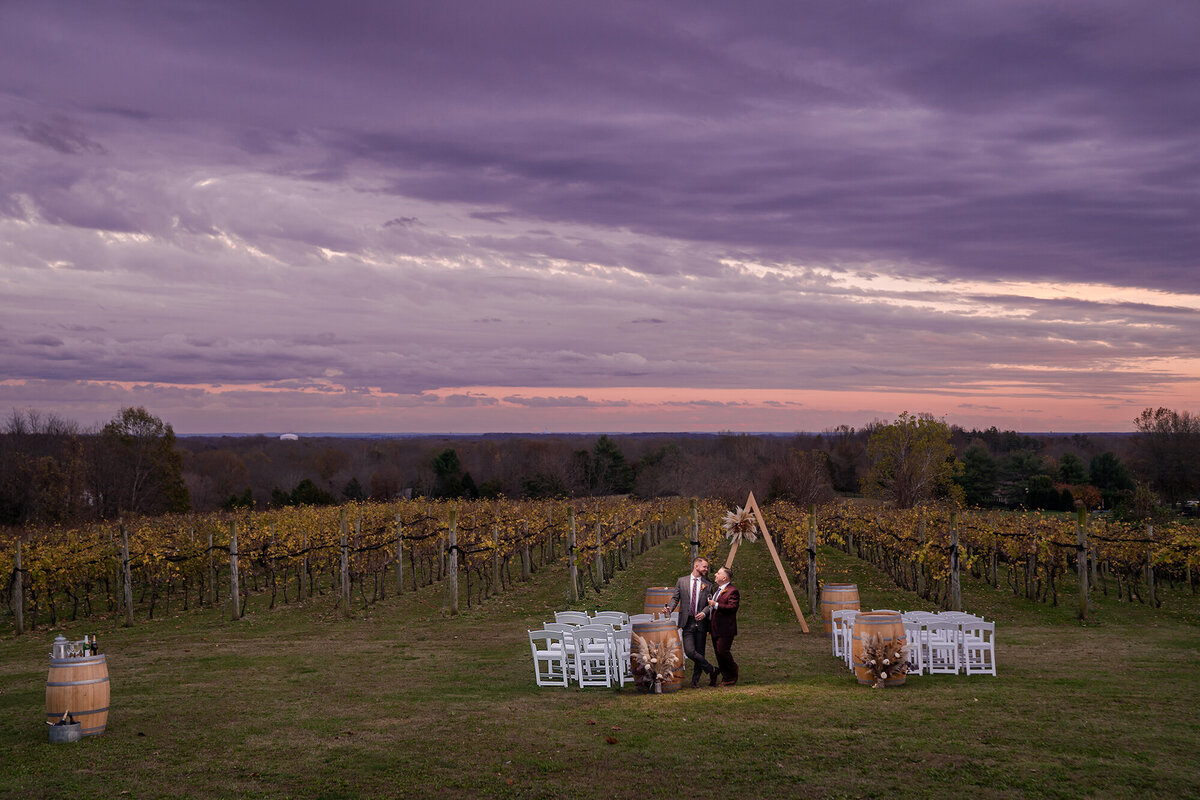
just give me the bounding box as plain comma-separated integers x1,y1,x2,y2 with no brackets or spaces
664,556,719,688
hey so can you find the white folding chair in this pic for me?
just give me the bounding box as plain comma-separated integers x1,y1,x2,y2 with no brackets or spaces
572,625,614,688
902,620,926,676
543,622,577,674
590,611,628,627
610,627,633,686
554,610,590,625
925,621,961,674
629,613,656,625
528,630,570,687
830,609,853,659
840,611,859,670
961,621,997,676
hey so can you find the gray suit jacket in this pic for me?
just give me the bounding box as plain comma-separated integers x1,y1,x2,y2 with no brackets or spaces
668,574,712,629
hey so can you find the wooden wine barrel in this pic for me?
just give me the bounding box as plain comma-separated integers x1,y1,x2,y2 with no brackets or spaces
851,611,907,687
643,586,674,619
46,654,110,736
820,583,860,637
630,618,685,693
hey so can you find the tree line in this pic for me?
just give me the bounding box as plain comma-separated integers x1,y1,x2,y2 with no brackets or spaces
2,405,1198,528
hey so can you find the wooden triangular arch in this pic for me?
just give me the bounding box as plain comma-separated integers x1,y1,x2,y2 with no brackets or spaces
724,491,810,634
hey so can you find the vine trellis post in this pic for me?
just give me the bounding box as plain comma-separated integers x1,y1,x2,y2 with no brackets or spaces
567,507,578,603
13,539,23,635
122,522,135,627
339,508,351,618
228,520,241,621
689,498,699,563
1145,524,1157,608
395,517,404,596
949,512,962,612
1076,507,1091,620
445,508,459,616
807,505,818,614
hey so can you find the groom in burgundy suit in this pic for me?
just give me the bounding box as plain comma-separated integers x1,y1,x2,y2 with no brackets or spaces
705,565,740,686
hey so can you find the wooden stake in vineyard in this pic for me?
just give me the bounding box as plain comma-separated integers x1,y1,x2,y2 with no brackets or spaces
13,539,23,635
122,522,136,627
1076,507,1090,620
228,520,241,621
723,492,810,634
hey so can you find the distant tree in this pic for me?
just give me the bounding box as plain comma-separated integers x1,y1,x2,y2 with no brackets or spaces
522,472,567,499
289,478,336,506
864,413,962,509
369,465,404,500
822,424,866,493
313,447,350,489
342,476,367,502
633,444,687,498
423,448,482,498
1059,487,1075,511
1132,407,1200,503
191,449,250,509
0,409,87,525
967,427,1044,454
95,407,190,517
1025,475,1060,510
1089,451,1134,509
1056,452,1088,485
589,435,634,496
957,444,998,507
765,449,834,507
997,450,1048,506
476,478,504,499
222,487,254,510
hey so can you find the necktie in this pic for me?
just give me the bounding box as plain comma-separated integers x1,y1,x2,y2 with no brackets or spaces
691,578,699,615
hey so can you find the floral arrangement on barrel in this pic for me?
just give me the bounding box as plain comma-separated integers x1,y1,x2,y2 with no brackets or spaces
861,633,915,689
631,633,682,694
721,505,759,567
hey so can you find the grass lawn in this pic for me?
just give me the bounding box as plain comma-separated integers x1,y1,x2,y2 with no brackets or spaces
2,527,1199,799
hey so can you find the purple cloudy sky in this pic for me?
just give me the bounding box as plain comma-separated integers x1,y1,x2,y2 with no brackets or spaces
1,1,1198,433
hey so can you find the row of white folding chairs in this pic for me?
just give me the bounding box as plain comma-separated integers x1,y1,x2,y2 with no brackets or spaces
830,610,996,676
906,613,996,676
553,610,630,627
529,624,633,688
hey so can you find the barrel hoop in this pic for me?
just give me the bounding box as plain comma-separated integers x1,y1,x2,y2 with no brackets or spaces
47,706,109,718
50,656,107,666
47,676,110,687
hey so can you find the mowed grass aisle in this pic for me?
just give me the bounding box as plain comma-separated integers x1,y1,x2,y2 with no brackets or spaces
2,528,1199,799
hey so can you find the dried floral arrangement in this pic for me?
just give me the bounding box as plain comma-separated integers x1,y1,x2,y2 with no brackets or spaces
631,633,682,693
861,633,914,689
721,505,759,544
721,505,759,566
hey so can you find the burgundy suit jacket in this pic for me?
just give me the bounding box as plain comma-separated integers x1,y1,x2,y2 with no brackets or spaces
709,583,739,638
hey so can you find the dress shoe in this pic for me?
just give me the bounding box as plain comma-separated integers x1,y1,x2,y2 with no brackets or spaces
709,668,721,687
691,678,701,689
721,679,737,687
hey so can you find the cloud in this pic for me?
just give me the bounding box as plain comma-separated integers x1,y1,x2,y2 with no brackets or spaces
501,394,631,408
1,2,1198,432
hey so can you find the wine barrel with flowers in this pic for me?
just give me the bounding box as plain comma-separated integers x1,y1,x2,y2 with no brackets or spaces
630,619,685,693
851,611,908,688
820,583,860,637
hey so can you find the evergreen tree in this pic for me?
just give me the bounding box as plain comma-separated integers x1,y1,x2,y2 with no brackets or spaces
958,444,998,507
